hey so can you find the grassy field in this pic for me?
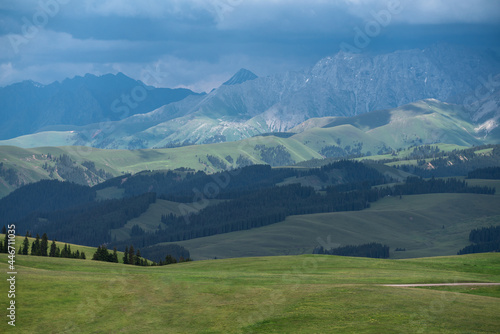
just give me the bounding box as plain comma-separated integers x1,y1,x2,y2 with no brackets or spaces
153,192,500,260
0,253,499,333
0,135,321,177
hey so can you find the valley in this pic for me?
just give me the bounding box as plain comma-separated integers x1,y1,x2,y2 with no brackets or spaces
2,2,500,333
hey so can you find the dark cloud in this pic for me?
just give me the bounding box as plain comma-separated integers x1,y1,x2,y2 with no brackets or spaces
0,0,499,91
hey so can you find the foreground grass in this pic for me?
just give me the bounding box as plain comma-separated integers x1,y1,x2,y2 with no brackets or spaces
0,253,499,333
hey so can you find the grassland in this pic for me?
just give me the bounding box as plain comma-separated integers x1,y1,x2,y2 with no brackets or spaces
1,99,495,199
0,135,323,197
0,253,499,333
153,192,500,260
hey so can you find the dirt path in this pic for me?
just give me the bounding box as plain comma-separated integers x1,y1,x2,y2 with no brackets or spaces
383,283,500,287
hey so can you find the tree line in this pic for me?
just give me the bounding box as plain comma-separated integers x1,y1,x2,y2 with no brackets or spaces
0,227,191,266
396,145,500,178
137,176,494,246
0,229,86,260
92,244,191,266
458,225,500,255
313,242,390,258
468,167,500,180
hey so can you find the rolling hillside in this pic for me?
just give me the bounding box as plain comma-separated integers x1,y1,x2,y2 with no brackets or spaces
0,136,322,197
0,99,497,197
147,190,500,260
0,253,499,333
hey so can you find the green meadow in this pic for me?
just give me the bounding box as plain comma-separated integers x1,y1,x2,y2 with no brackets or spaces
0,253,499,333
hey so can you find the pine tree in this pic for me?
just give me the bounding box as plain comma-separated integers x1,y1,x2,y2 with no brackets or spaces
128,245,135,265
123,246,129,264
165,255,177,265
61,244,69,258
49,240,57,257
22,233,30,255
92,245,109,261
54,246,60,257
80,252,86,260
0,240,3,253
135,249,141,265
3,227,8,254
112,247,119,263
31,234,41,256
40,233,48,256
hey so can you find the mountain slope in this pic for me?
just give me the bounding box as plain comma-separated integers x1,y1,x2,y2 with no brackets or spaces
153,192,500,260
0,73,201,140
0,99,496,197
223,68,258,85
292,99,484,156
2,44,499,149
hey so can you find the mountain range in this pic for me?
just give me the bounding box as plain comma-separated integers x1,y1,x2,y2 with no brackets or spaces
0,73,201,140
1,43,500,149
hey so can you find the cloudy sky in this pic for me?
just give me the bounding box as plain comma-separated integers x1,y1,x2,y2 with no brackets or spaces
1,0,500,92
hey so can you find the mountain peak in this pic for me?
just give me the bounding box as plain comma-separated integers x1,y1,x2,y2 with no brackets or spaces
223,68,258,86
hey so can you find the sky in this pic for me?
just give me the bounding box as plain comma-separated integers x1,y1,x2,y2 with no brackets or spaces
1,0,500,92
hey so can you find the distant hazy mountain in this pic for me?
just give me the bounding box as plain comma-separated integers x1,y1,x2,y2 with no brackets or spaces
467,73,500,142
1,44,500,148
223,68,258,86
0,72,201,140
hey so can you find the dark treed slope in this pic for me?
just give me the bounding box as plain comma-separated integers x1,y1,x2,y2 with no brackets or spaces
14,193,156,246
0,180,96,223
458,226,500,255
395,145,500,178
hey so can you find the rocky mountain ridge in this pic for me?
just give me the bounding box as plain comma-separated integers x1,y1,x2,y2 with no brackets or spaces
1,44,499,149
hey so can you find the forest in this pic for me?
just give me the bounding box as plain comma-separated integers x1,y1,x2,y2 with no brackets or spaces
313,242,390,258
458,226,500,255
0,159,496,257
396,145,500,177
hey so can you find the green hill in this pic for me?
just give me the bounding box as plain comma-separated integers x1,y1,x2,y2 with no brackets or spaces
292,99,485,156
0,99,498,198
0,135,322,197
1,253,499,333
152,191,500,260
